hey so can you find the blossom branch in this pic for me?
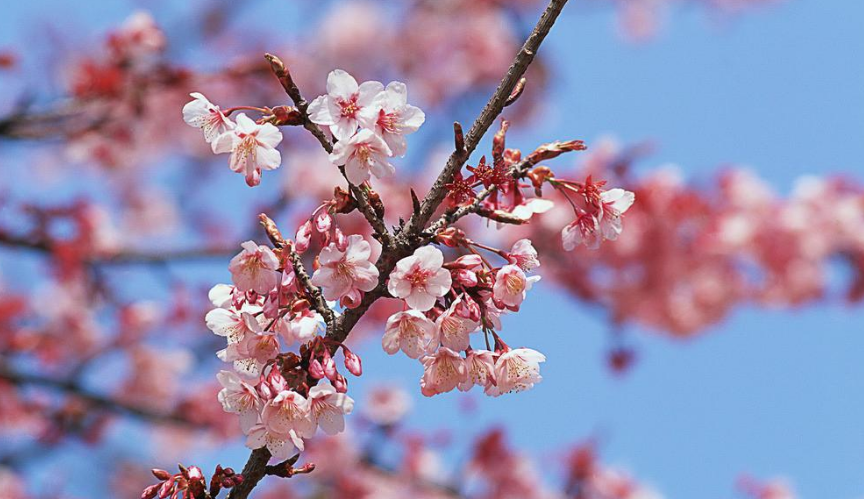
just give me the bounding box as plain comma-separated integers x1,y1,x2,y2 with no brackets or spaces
403,0,569,237
264,54,392,247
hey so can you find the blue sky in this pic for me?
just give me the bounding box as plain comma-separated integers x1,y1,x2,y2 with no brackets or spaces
2,0,864,498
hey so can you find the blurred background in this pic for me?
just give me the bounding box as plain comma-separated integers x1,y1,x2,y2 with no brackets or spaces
0,0,862,498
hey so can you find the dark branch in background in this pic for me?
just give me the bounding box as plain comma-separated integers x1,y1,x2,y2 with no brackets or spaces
227,1,570,497
0,362,194,427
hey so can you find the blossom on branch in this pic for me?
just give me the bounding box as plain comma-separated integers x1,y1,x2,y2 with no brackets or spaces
328,128,394,184
308,69,383,140
388,246,452,311
212,113,283,187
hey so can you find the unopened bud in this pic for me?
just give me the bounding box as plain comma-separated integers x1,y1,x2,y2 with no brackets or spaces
343,348,362,377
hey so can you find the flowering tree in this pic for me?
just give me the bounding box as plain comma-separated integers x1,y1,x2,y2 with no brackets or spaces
0,0,857,498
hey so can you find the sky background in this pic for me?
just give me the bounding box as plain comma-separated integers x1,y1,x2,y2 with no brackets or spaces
2,0,864,498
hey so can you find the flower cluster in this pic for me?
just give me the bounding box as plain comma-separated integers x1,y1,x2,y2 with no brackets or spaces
206,236,359,460
379,240,546,397
309,69,426,184
141,465,242,499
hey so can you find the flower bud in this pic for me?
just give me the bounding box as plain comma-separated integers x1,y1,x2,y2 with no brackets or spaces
308,358,325,379
332,374,348,393
322,351,338,380
295,220,313,253
343,349,362,377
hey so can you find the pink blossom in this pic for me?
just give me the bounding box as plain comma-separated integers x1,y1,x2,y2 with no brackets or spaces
488,348,545,396
598,188,636,240
328,128,394,184
493,264,540,309
245,423,305,460
212,113,283,186
419,347,468,397
382,310,438,359
263,390,316,440
182,92,234,147
218,318,280,378
308,383,354,435
436,299,479,352
216,370,261,433
364,385,412,426
228,241,280,294
308,69,383,140
562,212,601,250
357,81,426,156
459,349,498,392
205,308,258,344
387,245,452,311
508,239,540,272
310,234,379,301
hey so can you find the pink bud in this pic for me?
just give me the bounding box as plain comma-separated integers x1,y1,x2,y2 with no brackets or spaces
142,484,160,499
152,469,172,481
456,295,481,321
332,374,348,393
452,254,483,269
315,211,332,233
308,358,325,379
187,466,204,480
158,478,174,499
322,352,338,380
343,349,362,376
266,368,287,393
295,220,313,253
334,228,348,251
454,269,478,288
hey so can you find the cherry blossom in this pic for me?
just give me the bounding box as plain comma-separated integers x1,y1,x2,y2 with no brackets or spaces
459,349,498,392
387,246,452,311
382,310,438,359
245,423,305,460
212,113,283,186
310,234,379,302
419,347,469,397
598,188,636,240
436,299,479,351
562,212,601,250
357,81,426,156
489,348,546,396
263,389,317,439
308,69,383,140
216,370,261,433
328,128,394,184
508,239,540,272
228,241,280,295
493,264,540,309
182,92,234,147
307,383,354,435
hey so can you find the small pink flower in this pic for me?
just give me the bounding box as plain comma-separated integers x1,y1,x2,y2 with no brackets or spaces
228,241,280,294
357,81,425,156
459,349,497,392
308,69,384,140
598,188,636,240
328,128,394,184
263,390,316,439
308,383,354,435
364,386,412,426
205,308,258,344
245,423,305,460
508,239,540,272
382,310,438,359
310,234,379,301
182,92,234,147
436,299,479,352
216,370,261,433
419,347,468,397
212,113,283,186
488,348,545,396
562,212,601,250
388,246,452,311
492,264,540,309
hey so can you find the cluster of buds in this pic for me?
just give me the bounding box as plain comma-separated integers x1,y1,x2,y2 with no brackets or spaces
142,465,240,499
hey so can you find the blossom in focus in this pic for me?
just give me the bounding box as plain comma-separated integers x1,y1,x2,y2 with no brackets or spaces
357,81,426,156
598,188,636,240
228,241,280,295
382,310,438,359
310,234,379,302
488,348,545,396
493,264,540,309
508,239,540,272
419,347,468,397
328,128,394,184
562,212,601,251
263,389,317,439
459,349,498,392
436,299,479,352
309,69,383,140
216,370,261,433
182,92,234,147
246,424,305,460
308,383,354,435
388,245,452,311
212,113,283,187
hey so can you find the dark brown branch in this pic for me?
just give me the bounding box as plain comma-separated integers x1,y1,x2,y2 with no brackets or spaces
264,54,392,248
403,0,569,238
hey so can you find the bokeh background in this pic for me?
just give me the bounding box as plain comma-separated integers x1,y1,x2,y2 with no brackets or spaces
0,1,862,498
